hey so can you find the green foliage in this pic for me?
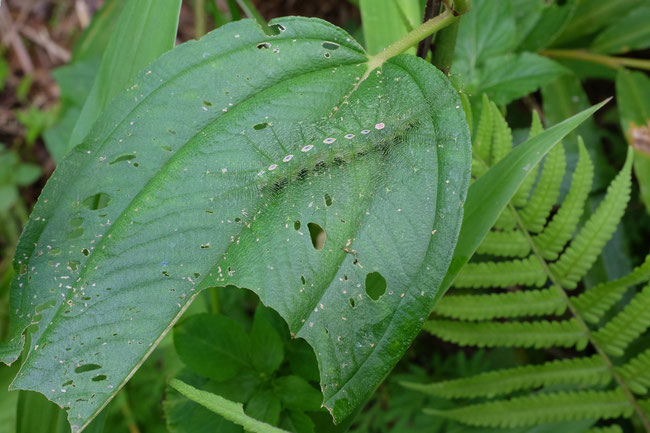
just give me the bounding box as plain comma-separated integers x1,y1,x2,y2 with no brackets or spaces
418,98,650,431
167,306,322,432
359,0,421,55
0,16,472,430
169,379,290,433
616,69,650,214
68,0,181,151
452,0,568,106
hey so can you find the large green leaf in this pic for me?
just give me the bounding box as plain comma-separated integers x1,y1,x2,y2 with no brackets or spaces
1,16,470,431
68,0,181,151
616,69,650,214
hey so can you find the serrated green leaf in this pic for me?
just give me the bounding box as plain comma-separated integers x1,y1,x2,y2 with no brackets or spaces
174,314,251,381
250,308,284,375
1,16,471,430
477,53,568,106
591,7,650,54
274,375,322,412
514,0,576,52
246,389,282,426
170,379,288,433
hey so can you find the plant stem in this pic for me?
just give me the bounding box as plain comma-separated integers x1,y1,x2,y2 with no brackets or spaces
430,19,459,74
541,49,650,72
416,0,442,58
508,204,650,432
194,0,206,39
368,1,468,71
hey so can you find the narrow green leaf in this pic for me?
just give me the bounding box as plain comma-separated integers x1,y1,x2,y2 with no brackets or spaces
68,0,181,151
359,0,421,55
274,375,322,412
169,379,289,433
439,100,608,297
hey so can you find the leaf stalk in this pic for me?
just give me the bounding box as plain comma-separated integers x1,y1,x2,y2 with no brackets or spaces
540,49,650,72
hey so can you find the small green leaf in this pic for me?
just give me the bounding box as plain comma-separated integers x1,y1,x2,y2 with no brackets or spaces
591,7,650,54
280,411,315,433
250,308,285,375
514,0,576,52
0,185,18,213
174,314,251,381
477,53,568,105
274,375,322,412
246,389,283,426
170,379,289,433
453,0,517,85
13,164,41,186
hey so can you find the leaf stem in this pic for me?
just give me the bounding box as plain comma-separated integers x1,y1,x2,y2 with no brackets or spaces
367,0,469,70
540,49,650,72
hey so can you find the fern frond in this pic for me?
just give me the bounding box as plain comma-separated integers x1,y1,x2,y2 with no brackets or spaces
453,256,546,289
476,229,530,257
550,147,634,289
519,143,566,233
593,283,650,357
573,254,650,324
474,93,493,163
400,355,609,399
513,111,543,207
423,319,588,349
423,389,632,428
534,138,593,260
585,425,624,433
617,347,650,394
435,287,565,321
494,208,518,230
490,101,512,165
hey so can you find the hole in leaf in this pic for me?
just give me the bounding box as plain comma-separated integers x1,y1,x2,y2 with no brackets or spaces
307,223,326,250
365,272,387,300
267,23,285,35
324,52,331,58
82,248,90,256
48,248,62,256
162,145,173,152
109,154,135,165
301,275,306,285
294,221,301,230
68,260,80,271
322,41,340,50
324,194,333,207
257,42,271,50
82,193,111,210
91,375,107,382
253,122,269,130
162,271,170,277
36,300,56,313
62,380,73,387
349,298,355,308
203,100,212,106
75,364,101,373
